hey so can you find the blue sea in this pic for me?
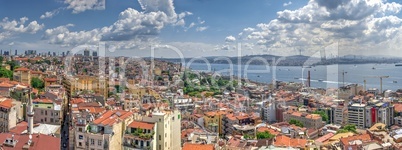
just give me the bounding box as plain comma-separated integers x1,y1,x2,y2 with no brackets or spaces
187,63,402,91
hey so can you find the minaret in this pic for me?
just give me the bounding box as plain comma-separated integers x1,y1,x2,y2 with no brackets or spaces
27,88,34,135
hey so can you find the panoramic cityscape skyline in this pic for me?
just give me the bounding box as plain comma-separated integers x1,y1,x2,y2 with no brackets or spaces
1,0,402,58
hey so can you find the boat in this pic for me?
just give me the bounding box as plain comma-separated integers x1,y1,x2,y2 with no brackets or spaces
372,67,375,70
257,75,260,77
396,63,402,66
294,77,299,79
394,81,398,83
318,79,324,82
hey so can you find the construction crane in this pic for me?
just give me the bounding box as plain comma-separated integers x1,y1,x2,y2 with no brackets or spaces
364,76,390,95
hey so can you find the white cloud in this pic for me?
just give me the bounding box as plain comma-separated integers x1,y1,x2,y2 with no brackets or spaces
43,0,193,49
283,1,292,7
225,35,236,42
236,0,402,56
196,26,208,32
65,0,106,14
0,17,44,42
40,8,63,19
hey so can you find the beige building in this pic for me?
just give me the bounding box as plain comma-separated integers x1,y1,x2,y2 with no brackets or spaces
0,98,20,132
63,75,108,98
13,67,31,85
283,111,323,129
74,110,134,150
32,98,61,125
123,121,157,150
142,109,181,150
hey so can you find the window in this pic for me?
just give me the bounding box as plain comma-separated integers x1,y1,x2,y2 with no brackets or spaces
159,145,161,150
165,133,167,138
90,139,95,145
41,110,43,115
79,135,83,139
172,117,174,121
98,140,102,146
45,111,47,115
159,118,161,122
159,135,161,140
79,142,82,146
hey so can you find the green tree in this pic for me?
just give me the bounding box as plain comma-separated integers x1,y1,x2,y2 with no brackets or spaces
256,131,274,139
289,119,304,127
0,56,3,65
31,77,44,89
6,61,19,71
0,68,13,79
313,110,329,122
336,124,357,134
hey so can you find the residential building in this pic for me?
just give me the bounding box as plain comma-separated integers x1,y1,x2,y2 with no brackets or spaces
13,67,31,85
142,109,181,150
0,99,17,132
283,111,323,129
32,98,61,125
348,103,366,129
123,121,156,150
74,110,134,150
63,75,108,98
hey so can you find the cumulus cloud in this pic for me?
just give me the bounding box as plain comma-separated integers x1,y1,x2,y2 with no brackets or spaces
196,26,208,32
0,17,44,42
225,35,236,42
65,0,106,14
43,0,192,49
40,8,64,19
237,0,402,56
283,1,292,7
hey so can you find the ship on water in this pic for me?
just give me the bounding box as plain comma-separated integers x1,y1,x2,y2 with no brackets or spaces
396,63,402,66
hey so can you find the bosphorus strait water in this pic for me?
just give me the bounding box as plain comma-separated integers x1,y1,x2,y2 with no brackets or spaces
188,63,402,91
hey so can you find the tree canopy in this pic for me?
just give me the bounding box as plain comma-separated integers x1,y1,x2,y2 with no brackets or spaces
336,124,357,134
256,131,275,139
31,77,44,89
289,119,304,127
313,110,329,122
0,68,13,79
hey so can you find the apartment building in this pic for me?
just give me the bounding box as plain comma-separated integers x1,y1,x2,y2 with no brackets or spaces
123,121,157,150
74,110,134,150
331,104,348,126
13,67,31,85
63,75,108,98
142,109,181,150
32,98,61,125
0,99,17,133
283,111,323,129
348,103,366,129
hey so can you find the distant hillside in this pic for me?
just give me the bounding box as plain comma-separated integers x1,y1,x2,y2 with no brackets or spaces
157,55,402,66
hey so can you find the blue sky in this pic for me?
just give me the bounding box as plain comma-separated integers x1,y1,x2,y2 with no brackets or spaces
1,0,402,57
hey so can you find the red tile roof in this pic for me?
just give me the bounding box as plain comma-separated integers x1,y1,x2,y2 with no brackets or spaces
0,133,60,150
182,143,214,150
340,134,371,148
257,127,280,135
127,121,155,130
44,78,58,82
33,98,53,104
9,121,28,134
14,67,30,71
0,99,14,109
92,110,133,126
0,82,14,88
394,103,402,112
315,132,334,143
273,135,307,148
